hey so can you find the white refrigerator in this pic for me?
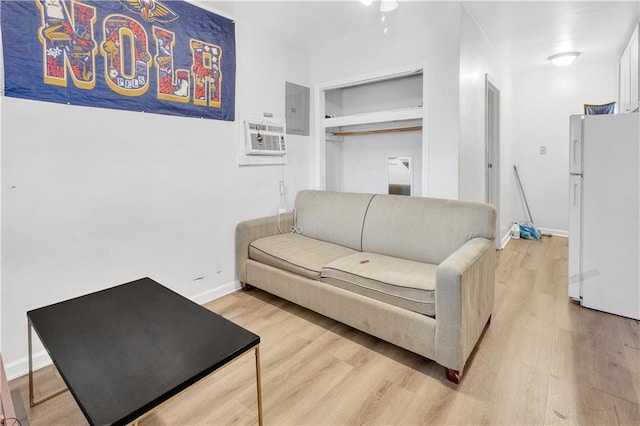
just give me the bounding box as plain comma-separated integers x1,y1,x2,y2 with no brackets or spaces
568,113,640,320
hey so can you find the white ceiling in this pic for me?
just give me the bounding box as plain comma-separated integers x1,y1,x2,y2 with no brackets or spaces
202,1,640,74
463,1,640,73
198,0,385,49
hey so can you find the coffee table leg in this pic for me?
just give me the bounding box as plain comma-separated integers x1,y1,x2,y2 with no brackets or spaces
28,318,68,407
28,318,34,407
255,345,263,426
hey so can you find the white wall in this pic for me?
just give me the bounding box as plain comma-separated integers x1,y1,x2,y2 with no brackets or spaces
459,7,515,246
328,74,423,117
1,5,311,378
310,2,462,200
334,131,422,195
500,74,517,244
459,7,500,203
512,62,618,234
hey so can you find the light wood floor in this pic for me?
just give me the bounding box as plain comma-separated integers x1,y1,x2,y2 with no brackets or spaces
10,236,640,425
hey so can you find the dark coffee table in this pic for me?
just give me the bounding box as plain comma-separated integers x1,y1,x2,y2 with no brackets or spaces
27,278,262,425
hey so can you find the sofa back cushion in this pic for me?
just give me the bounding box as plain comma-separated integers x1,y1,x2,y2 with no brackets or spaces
362,195,496,264
295,190,375,251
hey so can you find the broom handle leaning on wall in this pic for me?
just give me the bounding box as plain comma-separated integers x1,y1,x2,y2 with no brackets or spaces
513,165,534,225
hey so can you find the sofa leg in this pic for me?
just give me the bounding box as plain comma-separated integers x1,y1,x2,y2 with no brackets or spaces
241,282,253,291
444,367,461,384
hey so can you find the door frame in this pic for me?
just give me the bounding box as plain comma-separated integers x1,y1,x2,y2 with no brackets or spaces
485,74,500,247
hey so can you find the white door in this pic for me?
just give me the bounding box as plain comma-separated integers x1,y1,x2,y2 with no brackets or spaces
485,75,500,247
581,114,640,319
568,114,583,300
568,174,582,300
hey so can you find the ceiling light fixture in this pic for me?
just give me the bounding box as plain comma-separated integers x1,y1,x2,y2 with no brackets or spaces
380,0,399,13
548,51,580,68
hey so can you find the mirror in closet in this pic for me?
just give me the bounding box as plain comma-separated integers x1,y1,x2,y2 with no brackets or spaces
387,157,412,196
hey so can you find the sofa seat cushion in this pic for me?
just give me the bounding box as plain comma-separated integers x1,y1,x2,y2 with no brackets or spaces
250,233,358,280
321,252,437,317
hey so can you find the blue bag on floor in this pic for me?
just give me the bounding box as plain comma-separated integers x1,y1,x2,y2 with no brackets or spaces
519,223,541,240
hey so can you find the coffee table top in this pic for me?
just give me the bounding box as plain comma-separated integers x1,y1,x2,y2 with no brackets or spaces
28,278,259,425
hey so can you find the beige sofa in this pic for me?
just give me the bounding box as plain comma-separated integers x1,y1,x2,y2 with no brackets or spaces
236,190,496,383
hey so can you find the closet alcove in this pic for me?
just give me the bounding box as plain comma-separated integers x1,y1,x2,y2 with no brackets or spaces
314,64,428,196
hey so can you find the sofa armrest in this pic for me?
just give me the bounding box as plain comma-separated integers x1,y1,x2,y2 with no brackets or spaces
434,237,495,374
236,213,294,283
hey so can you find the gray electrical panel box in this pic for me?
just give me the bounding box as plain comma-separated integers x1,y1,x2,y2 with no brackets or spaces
285,82,310,136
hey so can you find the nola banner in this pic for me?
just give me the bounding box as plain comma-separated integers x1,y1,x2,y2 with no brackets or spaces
1,0,236,121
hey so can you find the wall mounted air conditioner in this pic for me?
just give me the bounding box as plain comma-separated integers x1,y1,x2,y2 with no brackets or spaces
244,118,287,156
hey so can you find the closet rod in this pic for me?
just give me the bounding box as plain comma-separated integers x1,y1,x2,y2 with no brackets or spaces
330,125,422,137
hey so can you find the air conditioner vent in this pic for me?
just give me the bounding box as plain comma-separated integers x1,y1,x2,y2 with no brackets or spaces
244,118,287,156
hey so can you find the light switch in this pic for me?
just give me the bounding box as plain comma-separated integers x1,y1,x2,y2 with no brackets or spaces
540,146,547,155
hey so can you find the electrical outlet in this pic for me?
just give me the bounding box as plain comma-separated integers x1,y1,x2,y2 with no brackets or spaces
539,146,547,155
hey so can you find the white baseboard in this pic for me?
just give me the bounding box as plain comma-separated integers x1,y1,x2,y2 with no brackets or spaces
497,226,568,249
499,231,512,250
6,280,242,381
539,227,568,237
191,280,242,305
6,350,51,382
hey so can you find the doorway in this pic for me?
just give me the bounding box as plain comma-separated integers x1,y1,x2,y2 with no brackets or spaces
485,75,500,246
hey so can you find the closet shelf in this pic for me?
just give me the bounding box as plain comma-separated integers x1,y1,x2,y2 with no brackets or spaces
324,106,423,128
330,125,422,137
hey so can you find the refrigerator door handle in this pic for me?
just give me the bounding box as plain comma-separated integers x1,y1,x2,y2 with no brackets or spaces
569,115,584,174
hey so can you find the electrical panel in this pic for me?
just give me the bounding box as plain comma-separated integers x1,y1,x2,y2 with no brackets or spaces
286,82,310,136
244,118,287,156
